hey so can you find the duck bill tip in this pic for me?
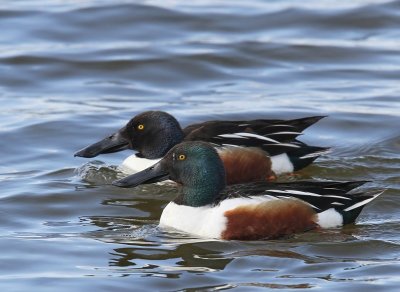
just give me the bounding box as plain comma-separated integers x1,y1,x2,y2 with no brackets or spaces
112,178,133,188
74,148,96,158
74,131,130,158
112,161,169,188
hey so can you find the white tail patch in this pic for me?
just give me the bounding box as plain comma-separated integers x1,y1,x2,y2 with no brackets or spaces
316,208,343,228
270,153,294,174
343,191,384,212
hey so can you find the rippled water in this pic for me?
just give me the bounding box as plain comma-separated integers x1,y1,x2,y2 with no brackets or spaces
1,0,399,290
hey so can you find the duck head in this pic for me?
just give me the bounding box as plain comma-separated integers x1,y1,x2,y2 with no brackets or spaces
74,111,185,159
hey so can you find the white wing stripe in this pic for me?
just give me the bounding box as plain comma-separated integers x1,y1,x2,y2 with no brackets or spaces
218,133,249,139
267,190,353,201
267,131,303,135
300,149,331,159
284,190,323,197
221,144,242,148
266,190,293,194
264,143,301,148
233,132,279,143
217,133,303,148
343,191,384,212
267,189,322,197
324,195,352,200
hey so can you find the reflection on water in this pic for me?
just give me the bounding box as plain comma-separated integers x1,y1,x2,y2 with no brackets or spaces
0,0,399,290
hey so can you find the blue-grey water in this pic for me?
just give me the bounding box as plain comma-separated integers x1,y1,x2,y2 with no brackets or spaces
1,0,400,291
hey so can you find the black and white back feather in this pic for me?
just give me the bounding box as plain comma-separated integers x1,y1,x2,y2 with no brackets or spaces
215,181,383,224
183,116,329,157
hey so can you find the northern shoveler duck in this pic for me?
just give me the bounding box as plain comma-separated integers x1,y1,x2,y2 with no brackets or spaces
75,111,328,184
112,141,383,240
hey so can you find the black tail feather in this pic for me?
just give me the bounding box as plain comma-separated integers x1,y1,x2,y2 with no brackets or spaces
287,145,330,171
336,190,384,224
281,116,326,132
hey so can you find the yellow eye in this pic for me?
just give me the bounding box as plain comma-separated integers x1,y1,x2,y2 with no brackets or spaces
178,154,186,161
137,124,144,130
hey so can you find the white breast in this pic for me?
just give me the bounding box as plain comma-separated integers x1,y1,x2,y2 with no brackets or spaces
120,154,161,174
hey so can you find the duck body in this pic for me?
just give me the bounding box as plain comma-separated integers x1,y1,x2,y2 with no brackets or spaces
76,111,328,184
113,141,383,240
159,181,380,240
160,196,315,240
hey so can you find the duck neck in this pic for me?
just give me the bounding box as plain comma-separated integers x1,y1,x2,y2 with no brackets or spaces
174,161,226,207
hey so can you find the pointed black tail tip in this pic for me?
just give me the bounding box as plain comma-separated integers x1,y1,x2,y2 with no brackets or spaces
318,146,331,153
365,189,385,198
312,115,328,122
351,180,372,187
303,115,328,124
303,115,328,127
317,115,328,120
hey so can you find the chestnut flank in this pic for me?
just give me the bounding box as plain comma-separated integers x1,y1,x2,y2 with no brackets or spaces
219,147,274,184
222,199,317,240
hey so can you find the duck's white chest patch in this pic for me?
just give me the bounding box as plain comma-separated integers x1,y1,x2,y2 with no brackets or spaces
159,202,226,239
120,155,161,174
